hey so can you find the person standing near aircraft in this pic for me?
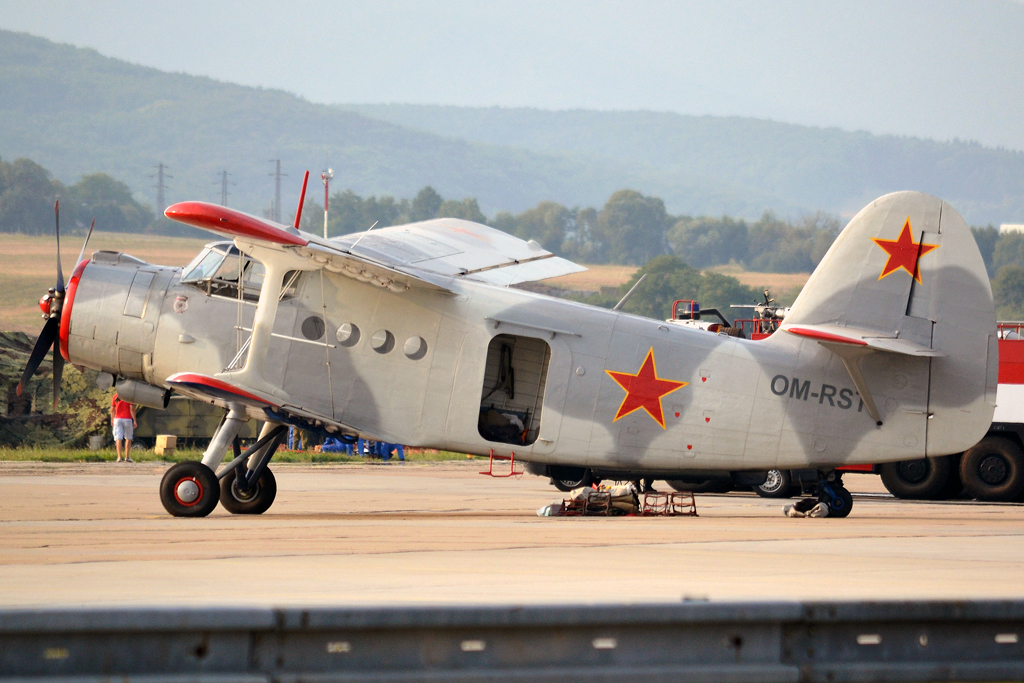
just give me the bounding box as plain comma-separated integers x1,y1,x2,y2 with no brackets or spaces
110,392,137,463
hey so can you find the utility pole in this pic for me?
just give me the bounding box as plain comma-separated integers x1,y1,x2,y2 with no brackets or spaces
268,159,285,223
214,170,233,206
150,163,172,214
321,167,333,239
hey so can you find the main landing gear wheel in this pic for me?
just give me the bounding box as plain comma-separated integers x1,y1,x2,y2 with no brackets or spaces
960,437,1024,502
754,469,796,498
160,461,219,517
550,466,593,492
220,466,277,515
818,484,853,518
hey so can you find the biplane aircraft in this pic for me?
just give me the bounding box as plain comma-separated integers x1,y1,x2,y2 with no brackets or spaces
19,176,997,518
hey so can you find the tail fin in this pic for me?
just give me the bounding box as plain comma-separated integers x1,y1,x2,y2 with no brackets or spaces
780,191,996,455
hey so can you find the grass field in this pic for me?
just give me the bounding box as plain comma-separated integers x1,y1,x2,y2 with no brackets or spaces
0,446,470,463
0,231,208,334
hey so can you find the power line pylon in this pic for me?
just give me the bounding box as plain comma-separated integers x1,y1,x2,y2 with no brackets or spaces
150,163,172,215
268,159,286,223
214,170,233,207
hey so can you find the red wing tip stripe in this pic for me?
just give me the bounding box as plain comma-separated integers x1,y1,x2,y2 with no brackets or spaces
167,373,278,406
164,201,308,246
784,327,868,346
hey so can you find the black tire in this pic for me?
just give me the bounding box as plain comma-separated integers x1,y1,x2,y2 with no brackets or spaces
159,461,219,517
938,455,965,499
960,437,1024,502
666,479,733,494
879,456,953,500
820,485,853,518
754,469,795,498
550,466,592,492
219,467,277,515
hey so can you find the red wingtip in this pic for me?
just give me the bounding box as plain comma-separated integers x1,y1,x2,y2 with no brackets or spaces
165,202,308,246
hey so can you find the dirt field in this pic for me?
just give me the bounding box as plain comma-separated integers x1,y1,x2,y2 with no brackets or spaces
0,232,208,334
1,461,1021,607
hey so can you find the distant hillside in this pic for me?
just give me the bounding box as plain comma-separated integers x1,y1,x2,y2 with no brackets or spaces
0,30,791,219
345,105,1024,225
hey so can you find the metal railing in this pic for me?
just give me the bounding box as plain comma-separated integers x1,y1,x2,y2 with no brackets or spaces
1,600,1022,681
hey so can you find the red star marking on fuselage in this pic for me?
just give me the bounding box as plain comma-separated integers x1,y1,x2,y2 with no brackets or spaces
605,348,688,429
870,218,939,284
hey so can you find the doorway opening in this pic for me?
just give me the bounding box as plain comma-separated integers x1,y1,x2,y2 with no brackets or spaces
478,334,551,446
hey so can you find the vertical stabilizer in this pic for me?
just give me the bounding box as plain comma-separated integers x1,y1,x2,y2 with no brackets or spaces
779,191,996,456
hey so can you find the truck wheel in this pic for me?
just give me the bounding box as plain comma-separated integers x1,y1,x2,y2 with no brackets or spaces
754,469,795,498
879,456,952,499
960,437,1024,501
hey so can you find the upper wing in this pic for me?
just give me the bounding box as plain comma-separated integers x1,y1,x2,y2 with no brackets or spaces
328,218,586,286
165,203,585,291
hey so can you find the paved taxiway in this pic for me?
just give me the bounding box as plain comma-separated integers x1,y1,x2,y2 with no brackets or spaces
1,461,1022,607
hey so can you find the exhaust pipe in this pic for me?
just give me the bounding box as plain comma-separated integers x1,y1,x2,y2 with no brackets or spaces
114,379,171,410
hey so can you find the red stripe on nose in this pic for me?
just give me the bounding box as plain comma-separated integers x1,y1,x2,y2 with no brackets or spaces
59,259,89,361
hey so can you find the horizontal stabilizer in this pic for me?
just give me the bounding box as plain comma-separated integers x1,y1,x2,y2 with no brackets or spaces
784,324,944,357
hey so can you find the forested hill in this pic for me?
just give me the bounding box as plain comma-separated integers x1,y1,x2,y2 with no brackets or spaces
3,29,1023,225
344,105,1024,226
0,30,788,218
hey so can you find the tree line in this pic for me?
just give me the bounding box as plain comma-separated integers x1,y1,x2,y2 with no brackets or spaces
5,154,1024,319
0,157,153,234
300,186,843,272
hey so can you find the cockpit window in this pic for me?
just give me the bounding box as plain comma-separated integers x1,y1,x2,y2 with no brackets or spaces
181,247,227,283
180,242,296,302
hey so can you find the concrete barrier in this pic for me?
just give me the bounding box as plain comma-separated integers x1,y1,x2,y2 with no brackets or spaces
1,600,1022,681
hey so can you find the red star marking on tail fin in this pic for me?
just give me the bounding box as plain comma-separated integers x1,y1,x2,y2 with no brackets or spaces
870,218,939,284
605,348,687,429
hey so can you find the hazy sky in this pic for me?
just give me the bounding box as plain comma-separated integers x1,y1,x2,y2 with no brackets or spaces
3,0,1023,150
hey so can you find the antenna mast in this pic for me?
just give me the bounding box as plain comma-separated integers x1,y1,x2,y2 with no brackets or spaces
321,167,333,239
151,163,172,214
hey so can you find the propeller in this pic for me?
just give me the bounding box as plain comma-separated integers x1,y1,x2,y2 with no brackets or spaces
17,202,92,408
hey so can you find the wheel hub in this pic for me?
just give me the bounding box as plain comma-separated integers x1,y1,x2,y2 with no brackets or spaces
232,479,259,502
174,478,201,505
978,455,1008,485
897,459,928,484
762,470,783,492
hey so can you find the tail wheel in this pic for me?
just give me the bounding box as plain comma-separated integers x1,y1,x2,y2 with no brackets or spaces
754,469,795,498
960,437,1024,502
160,461,219,517
820,485,853,518
220,467,277,515
879,456,953,499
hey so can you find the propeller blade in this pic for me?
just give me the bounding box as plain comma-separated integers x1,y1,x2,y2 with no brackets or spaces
55,200,65,293
51,335,64,409
16,317,59,396
75,218,96,265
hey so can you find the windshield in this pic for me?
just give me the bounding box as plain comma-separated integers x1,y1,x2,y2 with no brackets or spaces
181,247,227,283
179,242,278,301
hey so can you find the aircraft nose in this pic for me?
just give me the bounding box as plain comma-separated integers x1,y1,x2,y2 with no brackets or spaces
59,259,90,361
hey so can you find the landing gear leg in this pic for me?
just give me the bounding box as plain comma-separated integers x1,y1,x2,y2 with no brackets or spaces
217,422,287,515
816,471,853,518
